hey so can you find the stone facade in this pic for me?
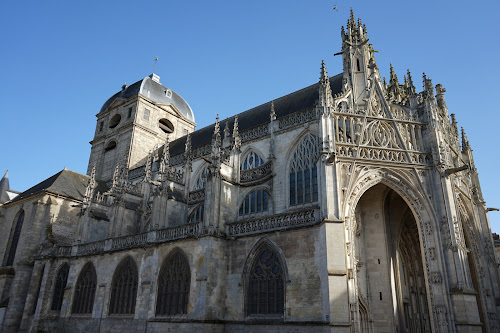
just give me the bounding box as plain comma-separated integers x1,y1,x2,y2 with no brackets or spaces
1,11,499,333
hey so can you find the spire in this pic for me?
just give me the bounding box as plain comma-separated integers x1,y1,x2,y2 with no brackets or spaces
387,63,401,101
233,115,241,150
461,127,470,151
0,170,10,204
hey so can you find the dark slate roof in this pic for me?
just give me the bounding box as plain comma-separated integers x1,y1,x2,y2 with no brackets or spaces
168,73,343,156
100,75,195,122
6,169,108,205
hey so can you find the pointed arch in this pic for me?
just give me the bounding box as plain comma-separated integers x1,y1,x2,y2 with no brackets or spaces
287,132,320,207
243,238,287,317
51,262,70,311
156,248,191,316
72,262,97,314
191,164,208,190
240,149,265,170
109,256,138,315
344,169,438,330
4,209,25,267
238,187,272,219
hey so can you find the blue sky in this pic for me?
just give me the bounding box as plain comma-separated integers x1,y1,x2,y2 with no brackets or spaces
1,0,499,233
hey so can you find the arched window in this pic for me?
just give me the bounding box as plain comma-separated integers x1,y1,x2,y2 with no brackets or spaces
51,263,69,311
4,210,25,266
188,204,204,223
239,189,270,218
192,166,208,190
72,263,97,314
247,245,285,316
156,249,190,316
109,257,138,315
241,151,264,170
289,133,320,206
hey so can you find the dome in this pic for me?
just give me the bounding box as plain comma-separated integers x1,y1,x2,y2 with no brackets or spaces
99,74,195,122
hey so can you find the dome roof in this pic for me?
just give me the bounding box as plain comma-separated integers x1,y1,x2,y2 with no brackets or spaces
99,74,195,122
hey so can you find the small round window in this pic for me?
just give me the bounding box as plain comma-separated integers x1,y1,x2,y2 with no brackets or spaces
159,118,174,134
105,141,117,151
109,114,121,128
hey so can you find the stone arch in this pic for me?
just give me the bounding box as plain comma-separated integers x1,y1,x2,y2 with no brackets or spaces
191,163,209,191
343,169,438,331
240,146,266,170
237,186,273,219
156,247,191,316
72,262,97,314
3,208,25,267
285,131,321,208
51,262,70,311
242,237,289,317
109,256,138,315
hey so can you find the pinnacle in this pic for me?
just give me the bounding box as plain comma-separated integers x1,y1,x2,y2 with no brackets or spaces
320,60,329,82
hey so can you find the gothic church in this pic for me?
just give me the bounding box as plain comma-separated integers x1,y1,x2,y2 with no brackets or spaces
1,11,499,333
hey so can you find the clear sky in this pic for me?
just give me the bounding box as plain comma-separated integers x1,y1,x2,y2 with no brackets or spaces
1,0,499,233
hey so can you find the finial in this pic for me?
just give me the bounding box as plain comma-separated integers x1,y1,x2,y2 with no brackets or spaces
185,133,192,172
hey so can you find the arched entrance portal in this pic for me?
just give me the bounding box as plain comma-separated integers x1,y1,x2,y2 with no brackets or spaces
352,183,430,332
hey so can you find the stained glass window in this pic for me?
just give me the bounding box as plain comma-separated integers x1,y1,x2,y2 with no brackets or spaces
192,166,208,190
72,263,97,314
109,257,138,315
51,263,69,311
239,189,270,217
248,246,285,316
289,133,320,206
241,151,264,170
156,250,190,316
4,210,24,266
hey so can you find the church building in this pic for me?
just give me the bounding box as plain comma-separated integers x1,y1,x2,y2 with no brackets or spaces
1,11,499,332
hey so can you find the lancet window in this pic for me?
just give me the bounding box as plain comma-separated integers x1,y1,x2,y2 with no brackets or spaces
239,189,270,218
156,250,191,316
109,257,138,315
4,210,25,266
241,151,264,170
72,262,97,314
51,263,69,311
289,133,320,206
247,245,285,316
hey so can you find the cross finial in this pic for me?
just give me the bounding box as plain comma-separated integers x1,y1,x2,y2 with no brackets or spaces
153,56,158,74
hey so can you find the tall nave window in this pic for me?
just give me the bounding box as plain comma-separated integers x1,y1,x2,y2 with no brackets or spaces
289,133,320,206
